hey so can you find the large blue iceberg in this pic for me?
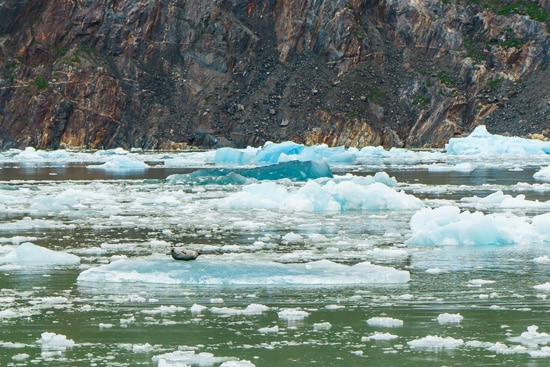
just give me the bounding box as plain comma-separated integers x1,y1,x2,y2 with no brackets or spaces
166,159,333,184
214,141,357,165
77,258,410,285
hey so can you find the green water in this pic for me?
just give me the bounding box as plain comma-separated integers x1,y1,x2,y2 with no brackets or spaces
1,163,549,366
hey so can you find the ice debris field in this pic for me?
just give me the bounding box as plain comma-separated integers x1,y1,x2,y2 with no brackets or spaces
0,125,550,366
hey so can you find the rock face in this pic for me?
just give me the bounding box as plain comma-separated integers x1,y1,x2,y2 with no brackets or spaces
0,0,548,150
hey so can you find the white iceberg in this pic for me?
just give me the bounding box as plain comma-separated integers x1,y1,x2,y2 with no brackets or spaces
0,242,80,267
366,317,403,328
37,332,75,351
446,125,550,155
408,335,464,350
534,166,550,182
406,206,537,246
87,155,149,171
77,258,410,285
219,178,423,213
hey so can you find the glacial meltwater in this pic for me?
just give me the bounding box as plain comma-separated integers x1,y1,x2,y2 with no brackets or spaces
1,127,549,366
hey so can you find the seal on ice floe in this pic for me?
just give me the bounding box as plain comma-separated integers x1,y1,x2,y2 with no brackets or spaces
171,247,200,261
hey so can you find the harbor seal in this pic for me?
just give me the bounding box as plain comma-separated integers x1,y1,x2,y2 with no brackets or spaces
171,247,200,261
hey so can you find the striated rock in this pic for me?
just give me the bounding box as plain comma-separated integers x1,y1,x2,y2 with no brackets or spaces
0,0,548,150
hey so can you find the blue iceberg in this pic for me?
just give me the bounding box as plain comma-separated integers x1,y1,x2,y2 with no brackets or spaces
77,258,410,285
214,142,357,165
166,159,333,184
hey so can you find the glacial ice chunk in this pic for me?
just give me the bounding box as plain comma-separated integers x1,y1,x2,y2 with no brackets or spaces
214,141,356,165
87,156,149,171
534,166,550,182
37,332,75,351
219,179,423,213
446,125,550,155
167,159,333,184
77,258,410,285
0,242,80,267
152,351,236,366
407,335,464,350
406,206,532,246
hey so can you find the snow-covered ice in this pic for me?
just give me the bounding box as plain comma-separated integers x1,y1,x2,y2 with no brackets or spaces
37,332,75,351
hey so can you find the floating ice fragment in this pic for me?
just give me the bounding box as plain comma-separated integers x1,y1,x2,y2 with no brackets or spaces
366,317,403,328
0,242,80,267
428,162,475,172
406,206,533,246
278,308,309,321
509,325,550,348
37,332,75,351
77,258,410,285
437,313,463,325
313,322,332,331
533,255,550,264
167,159,333,184
220,179,422,213
11,353,30,361
258,325,279,333
407,335,464,350
87,155,149,171
214,141,356,165
362,332,399,341
534,166,550,182
468,279,495,286
152,351,236,366
190,304,207,314
445,125,550,155
220,360,256,367
534,282,550,292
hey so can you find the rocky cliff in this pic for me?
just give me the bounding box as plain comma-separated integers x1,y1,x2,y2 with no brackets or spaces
0,0,548,150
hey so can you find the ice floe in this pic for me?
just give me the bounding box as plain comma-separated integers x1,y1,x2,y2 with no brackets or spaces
406,206,549,246
445,125,550,155
87,155,149,171
151,351,239,367
437,313,464,325
77,258,410,285
37,332,75,351
534,166,550,182
0,242,80,267
407,335,464,350
218,178,422,213
366,317,404,328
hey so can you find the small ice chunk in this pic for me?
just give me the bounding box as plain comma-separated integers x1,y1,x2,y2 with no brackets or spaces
366,317,403,328
362,332,399,341
533,282,550,292
278,308,309,321
190,304,208,314
533,166,550,182
152,351,236,366
220,360,256,367
509,325,550,347
11,353,30,361
258,325,279,333
313,322,332,331
87,156,149,171
408,335,464,350
37,332,75,351
437,313,464,325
